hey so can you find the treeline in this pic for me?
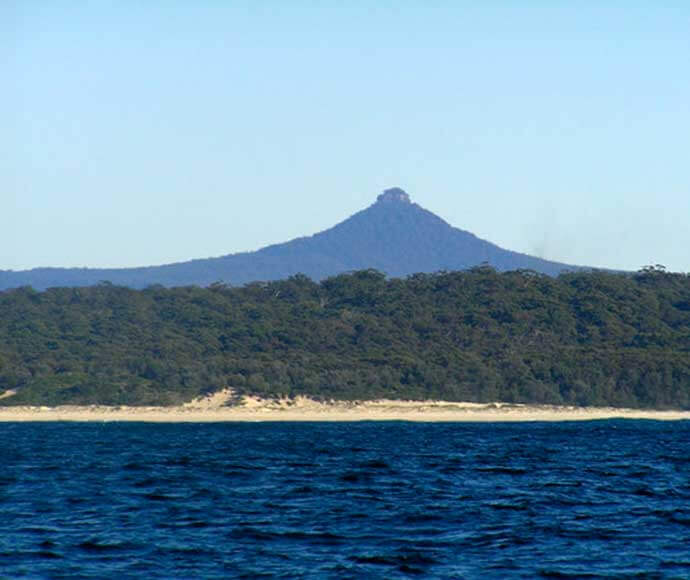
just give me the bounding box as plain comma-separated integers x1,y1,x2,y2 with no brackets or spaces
0,267,689,408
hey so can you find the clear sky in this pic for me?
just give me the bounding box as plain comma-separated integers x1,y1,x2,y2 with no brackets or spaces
4,1,690,273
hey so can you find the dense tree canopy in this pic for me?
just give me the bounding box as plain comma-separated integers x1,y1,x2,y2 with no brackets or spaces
0,268,688,408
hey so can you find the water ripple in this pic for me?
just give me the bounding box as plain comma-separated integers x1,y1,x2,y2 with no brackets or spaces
0,421,689,578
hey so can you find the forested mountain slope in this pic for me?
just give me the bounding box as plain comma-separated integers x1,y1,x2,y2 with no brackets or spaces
1,268,688,408
0,188,582,290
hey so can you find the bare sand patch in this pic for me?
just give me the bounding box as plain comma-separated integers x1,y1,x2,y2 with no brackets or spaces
0,390,688,422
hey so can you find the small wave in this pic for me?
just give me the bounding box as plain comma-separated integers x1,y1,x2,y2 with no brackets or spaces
538,570,610,578
290,485,315,494
155,546,218,557
132,477,158,488
280,530,343,545
36,550,62,559
143,492,177,501
486,500,531,511
77,539,134,553
340,471,364,483
476,466,528,475
123,461,145,471
356,459,390,469
227,526,277,541
350,549,438,574
403,512,442,524
632,486,658,497
165,456,192,467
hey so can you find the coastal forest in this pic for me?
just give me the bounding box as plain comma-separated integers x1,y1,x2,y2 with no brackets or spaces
1,267,689,409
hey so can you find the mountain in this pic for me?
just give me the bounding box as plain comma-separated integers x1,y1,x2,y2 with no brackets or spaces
1,188,583,290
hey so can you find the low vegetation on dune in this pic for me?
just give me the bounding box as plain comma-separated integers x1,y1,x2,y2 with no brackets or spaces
0,267,688,408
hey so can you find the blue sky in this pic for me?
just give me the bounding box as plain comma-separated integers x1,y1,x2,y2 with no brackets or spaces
4,1,690,272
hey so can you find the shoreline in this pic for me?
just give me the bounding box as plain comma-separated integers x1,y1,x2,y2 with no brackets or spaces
0,391,688,422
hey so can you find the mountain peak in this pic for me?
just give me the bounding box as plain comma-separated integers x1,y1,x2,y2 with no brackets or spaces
0,187,584,290
377,187,411,204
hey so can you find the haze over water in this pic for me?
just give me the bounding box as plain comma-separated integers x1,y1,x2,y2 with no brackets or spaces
2,421,689,578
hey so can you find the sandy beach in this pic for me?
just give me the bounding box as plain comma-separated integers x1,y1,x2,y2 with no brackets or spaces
0,389,688,422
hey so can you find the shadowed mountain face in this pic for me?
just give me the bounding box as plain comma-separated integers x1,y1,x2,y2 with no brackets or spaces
1,188,581,290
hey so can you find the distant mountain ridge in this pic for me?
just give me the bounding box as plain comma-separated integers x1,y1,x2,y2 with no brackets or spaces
1,188,583,290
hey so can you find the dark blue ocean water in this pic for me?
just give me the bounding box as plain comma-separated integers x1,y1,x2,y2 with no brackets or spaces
1,421,689,579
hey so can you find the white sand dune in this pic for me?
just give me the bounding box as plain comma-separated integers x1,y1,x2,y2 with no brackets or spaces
0,389,688,422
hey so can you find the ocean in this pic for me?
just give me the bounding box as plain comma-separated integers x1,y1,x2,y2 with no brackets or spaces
1,421,689,578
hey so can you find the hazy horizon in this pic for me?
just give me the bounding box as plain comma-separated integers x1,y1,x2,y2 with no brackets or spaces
5,2,690,273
